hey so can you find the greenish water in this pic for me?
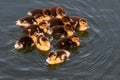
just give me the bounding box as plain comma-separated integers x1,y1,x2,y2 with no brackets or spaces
0,0,120,80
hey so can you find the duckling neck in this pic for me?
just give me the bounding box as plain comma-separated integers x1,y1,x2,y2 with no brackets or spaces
30,36,37,44
36,42,50,51
56,15,62,19
78,25,87,31
67,31,73,37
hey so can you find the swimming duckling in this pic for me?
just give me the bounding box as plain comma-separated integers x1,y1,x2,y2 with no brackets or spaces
47,18,64,28
56,7,66,18
70,16,88,31
78,18,88,31
50,6,66,18
35,33,51,51
23,26,50,51
23,25,41,40
47,24,73,38
27,8,43,16
55,35,80,49
16,16,37,28
14,36,34,49
46,49,70,65
43,9,52,21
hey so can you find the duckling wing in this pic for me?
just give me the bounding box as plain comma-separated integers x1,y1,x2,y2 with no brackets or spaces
51,26,66,36
55,38,73,49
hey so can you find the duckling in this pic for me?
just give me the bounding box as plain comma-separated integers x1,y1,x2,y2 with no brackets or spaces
46,49,70,65
23,26,51,51
23,25,41,40
27,8,43,16
78,18,88,31
14,36,34,49
35,33,51,51
55,35,80,49
43,9,52,21
50,6,66,18
55,7,66,19
16,16,37,28
70,16,88,31
47,24,73,38
47,18,64,28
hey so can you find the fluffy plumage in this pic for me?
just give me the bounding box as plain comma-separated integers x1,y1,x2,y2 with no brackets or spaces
14,36,34,49
55,35,80,49
46,49,70,65
16,16,37,28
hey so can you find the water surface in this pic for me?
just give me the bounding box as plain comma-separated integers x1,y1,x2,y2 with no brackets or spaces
0,0,120,80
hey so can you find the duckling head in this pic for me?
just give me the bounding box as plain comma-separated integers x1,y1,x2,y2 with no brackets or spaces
61,15,71,24
46,50,70,65
36,33,50,51
16,16,37,28
27,8,43,16
78,18,88,31
14,40,24,49
64,24,74,37
70,35,80,46
43,9,52,21
56,7,66,18
39,22,48,33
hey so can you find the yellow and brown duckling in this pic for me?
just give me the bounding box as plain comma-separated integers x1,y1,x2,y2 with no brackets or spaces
23,26,51,51
14,36,34,49
54,35,80,49
47,23,74,38
23,25,41,42
46,49,70,65
35,33,51,51
50,6,66,19
27,8,43,16
16,16,37,28
70,16,89,31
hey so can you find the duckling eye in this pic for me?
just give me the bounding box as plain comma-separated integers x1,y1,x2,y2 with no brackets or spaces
82,22,86,25
76,38,79,41
42,37,47,41
53,54,56,57
24,21,27,23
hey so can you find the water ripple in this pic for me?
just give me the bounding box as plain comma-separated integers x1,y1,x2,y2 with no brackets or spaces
0,0,119,80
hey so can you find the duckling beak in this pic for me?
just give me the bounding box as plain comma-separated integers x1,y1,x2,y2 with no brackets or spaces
27,11,32,16
16,20,21,26
14,42,23,49
77,42,80,46
62,14,66,16
46,42,50,47
46,58,49,63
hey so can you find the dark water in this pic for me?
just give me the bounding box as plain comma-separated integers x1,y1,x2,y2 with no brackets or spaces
0,0,120,80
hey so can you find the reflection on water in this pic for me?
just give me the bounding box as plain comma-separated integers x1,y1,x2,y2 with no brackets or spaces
0,0,120,80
